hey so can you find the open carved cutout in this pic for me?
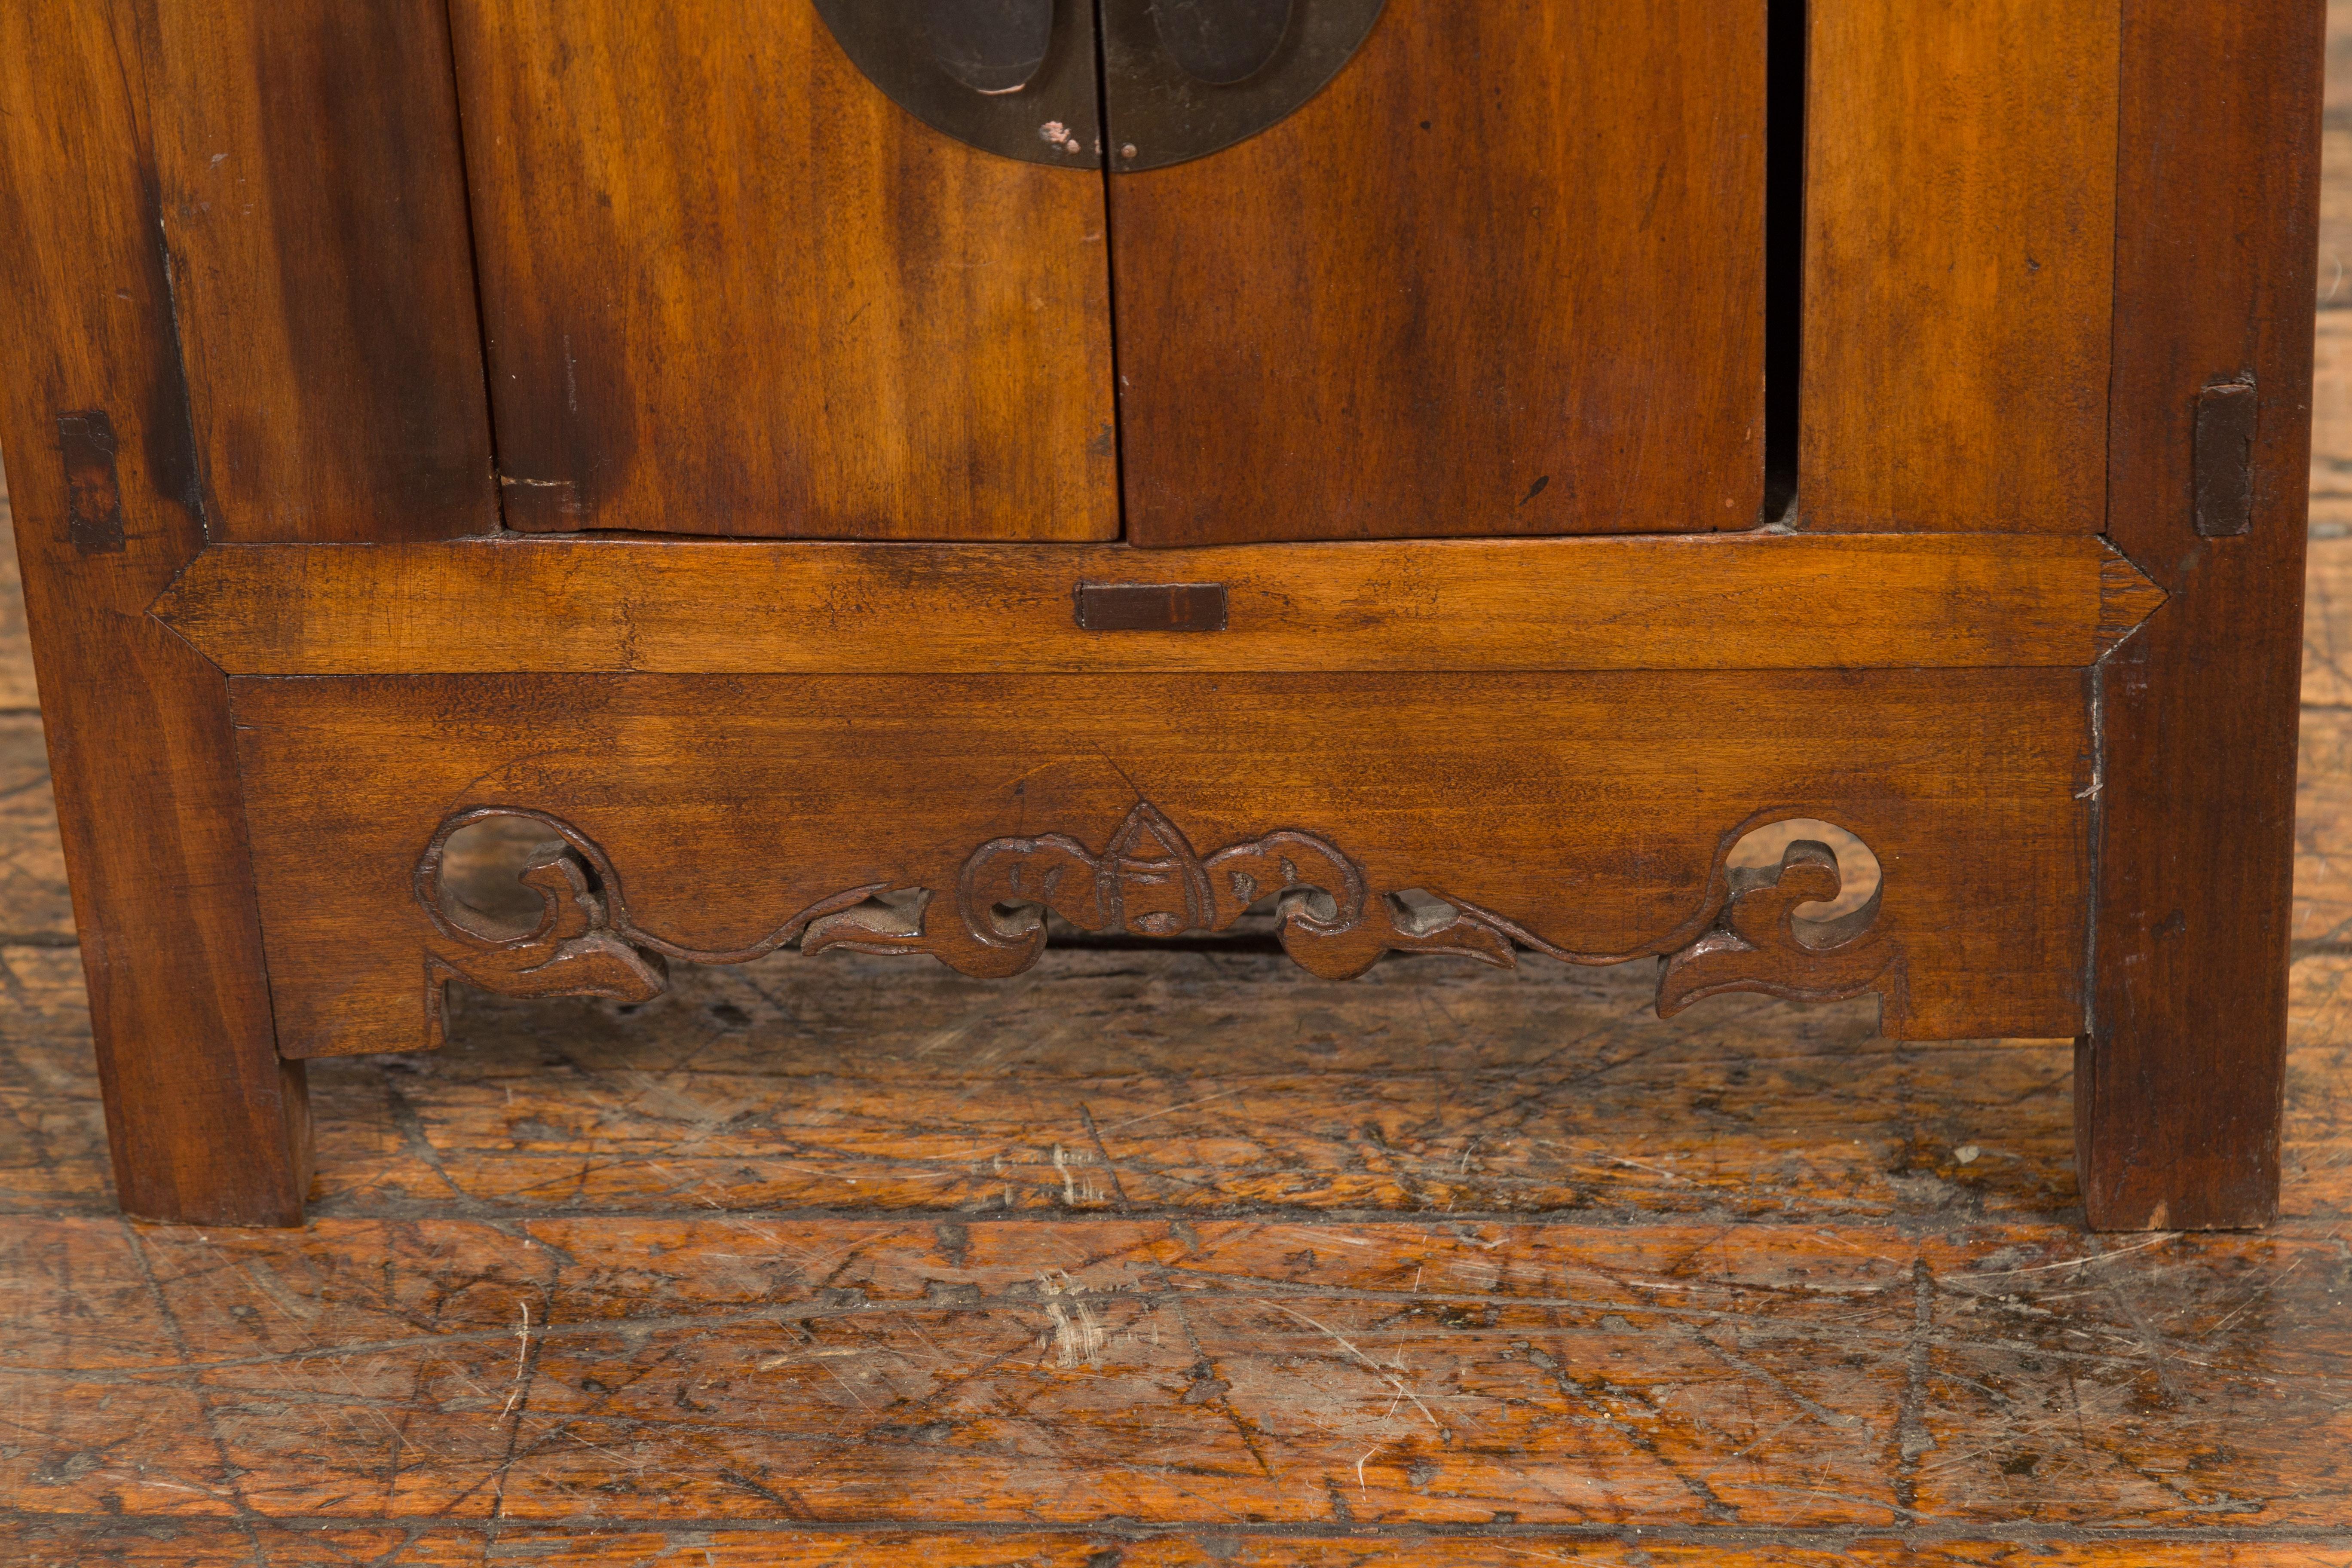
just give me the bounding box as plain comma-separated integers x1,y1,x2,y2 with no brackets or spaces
433,811,573,940
413,801,1912,1044
1657,816,1902,1022
413,809,670,1047
1724,816,1883,950
792,802,1516,981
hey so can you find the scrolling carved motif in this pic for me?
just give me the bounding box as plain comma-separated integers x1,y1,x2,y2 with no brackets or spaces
414,802,1905,1046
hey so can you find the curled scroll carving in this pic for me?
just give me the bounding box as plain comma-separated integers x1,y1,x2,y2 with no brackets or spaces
413,803,1905,1041
800,801,1513,980
416,824,667,1049
1654,838,1905,1023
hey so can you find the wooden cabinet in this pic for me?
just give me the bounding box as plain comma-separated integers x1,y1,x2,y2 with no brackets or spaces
0,0,2322,1230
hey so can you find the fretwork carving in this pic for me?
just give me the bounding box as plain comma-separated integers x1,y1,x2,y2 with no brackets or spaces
413,805,1908,1038
416,834,666,1049
797,802,1513,980
1655,839,1905,1021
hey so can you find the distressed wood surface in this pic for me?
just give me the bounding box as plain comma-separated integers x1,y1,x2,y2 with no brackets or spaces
9,23,2352,1564
0,484,35,708
10,1527,2352,1568
150,533,2164,677
3,518,2352,1560
0,933,2349,1558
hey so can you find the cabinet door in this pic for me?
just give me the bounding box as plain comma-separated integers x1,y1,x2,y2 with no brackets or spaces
1106,0,1768,547
447,0,1119,539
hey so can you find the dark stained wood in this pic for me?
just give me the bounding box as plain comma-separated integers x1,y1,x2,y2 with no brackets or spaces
445,0,1119,539
1074,580,1229,634
0,0,306,1225
1109,0,1767,546
1657,840,1897,1018
2197,381,2262,537
227,668,2092,1059
55,411,126,555
150,533,2164,676
1801,0,2118,532
136,0,497,540
2087,0,2326,1229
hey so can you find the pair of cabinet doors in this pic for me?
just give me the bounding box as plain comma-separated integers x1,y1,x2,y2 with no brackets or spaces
445,0,1764,545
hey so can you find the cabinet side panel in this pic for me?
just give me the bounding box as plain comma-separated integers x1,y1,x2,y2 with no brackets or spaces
2087,0,2323,1229
447,0,1118,540
142,0,497,541
1111,0,1767,546
1800,0,2118,532
0,1,306,1224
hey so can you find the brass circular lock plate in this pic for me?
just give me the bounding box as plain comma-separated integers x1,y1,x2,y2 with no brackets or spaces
810,0,1389,172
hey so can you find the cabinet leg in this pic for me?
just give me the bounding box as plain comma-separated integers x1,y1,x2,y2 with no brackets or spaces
93,1029,311,1228
49,639,314,1227
2083,614,2296,1233
2091,0,2317,1230
2074,1017,2282,1233
0,17,313,1224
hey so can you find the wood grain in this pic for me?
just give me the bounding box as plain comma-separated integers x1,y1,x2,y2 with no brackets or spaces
0,0,305,1225
16,1529,2349,1566
137,0,496,540
227,668,2092,1059
1109,0,1766,546
2311,311,2352,528
1800,0,2118,532
2302,533,2352,704
0,714,73,946
2087,0,2325,1230
4,682,2352,1556
4,1191,2352,1540
446,0,1118,539
150,533,2164,676
0,483,37,709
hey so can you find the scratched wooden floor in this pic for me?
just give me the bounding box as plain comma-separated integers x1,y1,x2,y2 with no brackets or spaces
9,84,2352,1568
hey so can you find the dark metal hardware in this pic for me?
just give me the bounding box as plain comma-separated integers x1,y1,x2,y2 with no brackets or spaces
1074,581,1230,632
815,0,1385,172
1152,0,1294,86
2193,380,2257,538
812,0,1102,168
1101,0,1387,170
925,1,1055,95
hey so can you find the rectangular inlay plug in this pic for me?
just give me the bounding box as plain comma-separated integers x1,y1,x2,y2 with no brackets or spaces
1074,581,1228,632
2194,380,2257,538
